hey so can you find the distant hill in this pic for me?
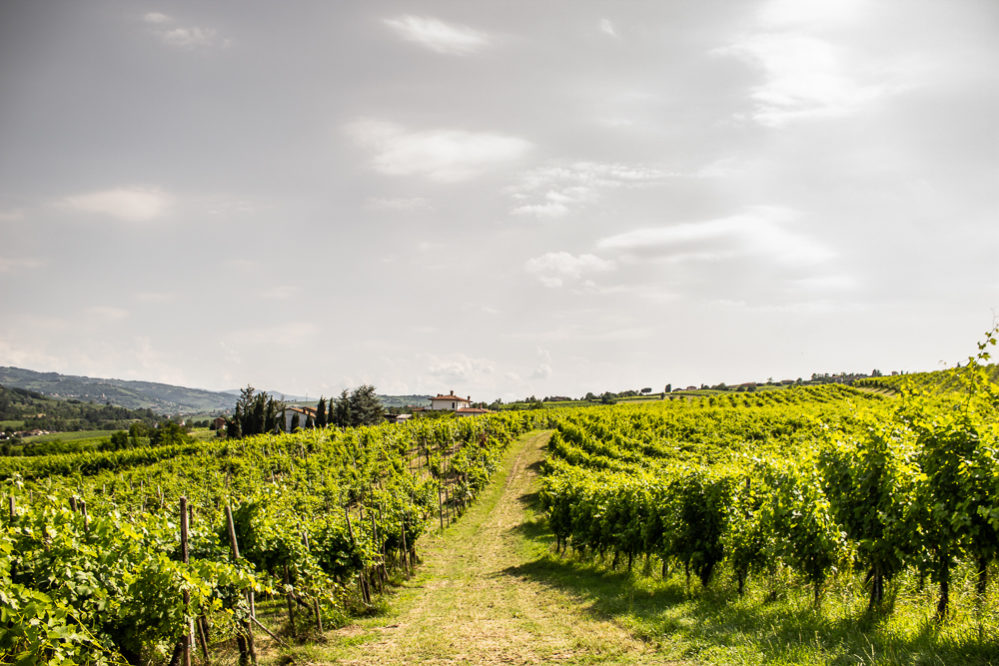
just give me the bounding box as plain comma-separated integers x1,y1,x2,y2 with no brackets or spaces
0,367,236,415
0,384,162,433
0,367,432,415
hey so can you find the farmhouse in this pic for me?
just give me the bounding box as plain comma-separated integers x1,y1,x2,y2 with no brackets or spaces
429,390,471,411
281,405,318,431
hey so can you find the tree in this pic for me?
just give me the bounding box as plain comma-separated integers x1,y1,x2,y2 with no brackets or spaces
349,385,384,426
149,420,190,447
227,385,284,438
290,412,300,431
331,389,352,427
316,397,328,428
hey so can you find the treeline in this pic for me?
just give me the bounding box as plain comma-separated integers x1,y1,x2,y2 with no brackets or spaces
226,384,386,438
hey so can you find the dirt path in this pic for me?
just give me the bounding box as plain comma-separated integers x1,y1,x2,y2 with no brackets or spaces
320,431,659,665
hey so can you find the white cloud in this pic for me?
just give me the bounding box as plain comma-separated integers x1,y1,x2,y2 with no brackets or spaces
600,19,618,38
143,12,172,25
0,257,43,273
757,0,865,30
144,12,230,49
426,354,496,383
524,251,615,288
160,26,228,49
510,161,673,219
346,119,532,182
384,16,490,55
716,0,904,126
0,209,25,222
63,187,171,222
718,34,888,126
598,207,834,267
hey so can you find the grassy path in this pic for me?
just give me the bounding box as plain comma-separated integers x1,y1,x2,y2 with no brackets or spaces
307,430,661,665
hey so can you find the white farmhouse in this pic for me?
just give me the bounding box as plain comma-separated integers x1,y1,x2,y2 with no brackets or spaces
429,390,471,411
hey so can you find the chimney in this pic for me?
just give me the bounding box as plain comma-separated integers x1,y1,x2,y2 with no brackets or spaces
450,390,454,396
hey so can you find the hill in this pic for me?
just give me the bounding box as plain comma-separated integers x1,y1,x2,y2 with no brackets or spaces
0,384,161,433
0,366,235,415
0,367,432,416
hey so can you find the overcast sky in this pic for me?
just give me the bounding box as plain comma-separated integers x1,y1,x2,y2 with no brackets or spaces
1,1,997,401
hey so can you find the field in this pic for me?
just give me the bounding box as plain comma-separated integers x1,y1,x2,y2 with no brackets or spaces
3,360,999,664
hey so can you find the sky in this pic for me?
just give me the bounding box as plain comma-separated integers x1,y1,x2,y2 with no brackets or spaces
1,1,998,402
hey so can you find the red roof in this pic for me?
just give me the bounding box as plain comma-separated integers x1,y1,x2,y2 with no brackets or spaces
431,394,470,402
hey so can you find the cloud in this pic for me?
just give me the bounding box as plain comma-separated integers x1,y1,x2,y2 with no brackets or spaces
384,16,491,55
531,348,553,380
598,207,834,266
346,119,532,182
757,0,866,30
143,12,171,25
144,12,230,49
0,209,24,222
0,257,44,273
600,19,618,38
524,251,615,288
718,33,889,126
426,354,496,383
510,161,674,218
63,187,171,222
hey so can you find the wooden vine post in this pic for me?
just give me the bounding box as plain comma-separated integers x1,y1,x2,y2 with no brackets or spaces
225,504,257,665
283,564,296,637
345,508,370,605
300,529,323,632
400,517,411,576
180,497,192,666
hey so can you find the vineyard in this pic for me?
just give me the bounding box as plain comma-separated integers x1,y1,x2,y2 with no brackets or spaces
537,347,999,660
1,411,546,663
5,343,999,664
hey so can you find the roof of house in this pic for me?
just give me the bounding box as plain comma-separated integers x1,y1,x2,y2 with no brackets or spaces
456,407,490,415
430,393,470,403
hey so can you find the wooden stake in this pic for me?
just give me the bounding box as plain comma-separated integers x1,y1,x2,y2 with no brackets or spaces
400,519,411,576
225,505,256,665
180,497,191,666
196,616,210,662
80,500,89,534
283,564,296,637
